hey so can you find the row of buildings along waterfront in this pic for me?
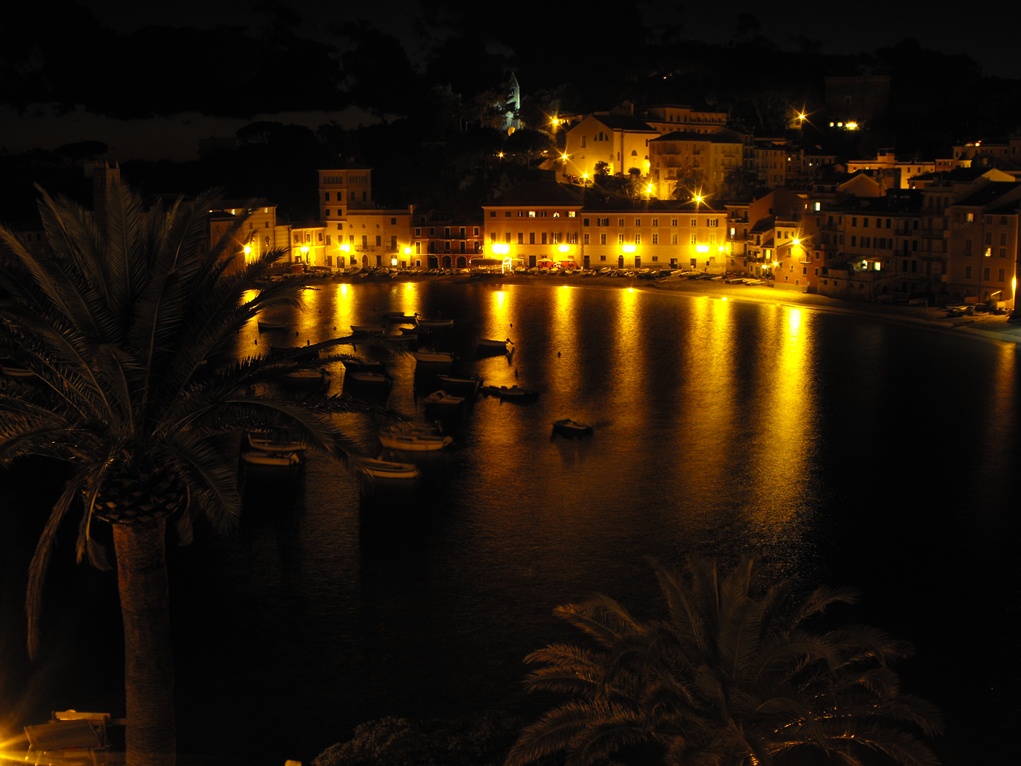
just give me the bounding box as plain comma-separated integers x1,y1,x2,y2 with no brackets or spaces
74,95,1021,310
301,158,1021,310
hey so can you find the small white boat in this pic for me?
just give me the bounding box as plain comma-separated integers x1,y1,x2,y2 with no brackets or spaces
243,433,307,454
477,338,512,355
412,351,456,366
423,389,465,408
279,368,329,391
552,418,594,438
416,317,455,328
239,450,303,468
481,384,539,403
436,373,483,395
345,370,391,386
356,457,421,479
380,311,418,323
257,320,288,333
379,424,454,451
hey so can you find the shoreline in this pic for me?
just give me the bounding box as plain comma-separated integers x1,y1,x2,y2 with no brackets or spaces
327,271,1021,347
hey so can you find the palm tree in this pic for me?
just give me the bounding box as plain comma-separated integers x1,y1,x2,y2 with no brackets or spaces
506,556,943,766
0,180,372,765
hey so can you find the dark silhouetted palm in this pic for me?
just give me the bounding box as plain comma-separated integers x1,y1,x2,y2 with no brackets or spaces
506,556,943,766
0,181,371,766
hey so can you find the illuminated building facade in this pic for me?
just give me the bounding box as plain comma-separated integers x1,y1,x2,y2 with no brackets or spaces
482,181,731,272
318,167,415,269
649,129,745,198
412,211,485,270
562,113,657,181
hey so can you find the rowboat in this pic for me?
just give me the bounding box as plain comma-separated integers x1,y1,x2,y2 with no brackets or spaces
268,344,320,361
243,433,307,454
412,351,456,366
423,389,465,408
257,320,288,333
481,384,539,403
379,424,454,451
345,370,392,386
416,317,455,328
355,457,421,480
552,418,594,438
436,373,483,396
350,324,385,335
380,311,418,323
477,338,512,355
279,368,329,391
344,359,387,374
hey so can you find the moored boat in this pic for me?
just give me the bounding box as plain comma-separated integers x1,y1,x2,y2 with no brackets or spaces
355,457,421,479
257,320,289,333
552,418,594,438
279,367,329,391
416,317,455,328
480,384,540,403
243,432,307,454
350,324,386,335
477,338,512,355
412,350,456,366
422,389,465,408
379,424,454,451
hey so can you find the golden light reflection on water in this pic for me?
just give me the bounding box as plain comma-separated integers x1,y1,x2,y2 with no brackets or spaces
974,342,1017,499
549,285,580,396
485,288,511,339
675,296,738,497
746,306,815,530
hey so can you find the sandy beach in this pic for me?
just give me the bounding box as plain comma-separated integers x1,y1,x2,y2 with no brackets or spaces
408,271,1021,347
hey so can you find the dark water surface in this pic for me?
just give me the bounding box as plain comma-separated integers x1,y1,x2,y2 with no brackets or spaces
2,280,1018,764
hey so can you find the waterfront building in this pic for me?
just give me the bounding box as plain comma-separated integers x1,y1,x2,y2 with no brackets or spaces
561,113,658,181
648,129,745,199
845,150,937,190
318,166,415,270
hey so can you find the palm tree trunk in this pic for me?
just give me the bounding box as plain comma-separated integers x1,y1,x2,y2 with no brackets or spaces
113,519,176,766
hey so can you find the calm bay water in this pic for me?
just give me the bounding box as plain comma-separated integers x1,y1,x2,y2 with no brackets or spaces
2,279,1018,764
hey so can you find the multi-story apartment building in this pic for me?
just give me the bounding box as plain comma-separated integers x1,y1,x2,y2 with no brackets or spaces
845,151,937,190
952,136,1021,172
943,180,1021,305
482,181,733,273
318,166,415,269
641,104,729,135
748,139,789,191
412,210,485,270
648,129,745,199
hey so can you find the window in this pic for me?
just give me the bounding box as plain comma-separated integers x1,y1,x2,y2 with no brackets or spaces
652,234,659,245
651,218,659,227
671,234,678,245
708,219,718,227
635,218,641,227
517,233,523,244
583,233,590,245
528,211,536,218
618,218,625,227
529,233,535,244
690,219,697,227
568,211,576,218
671,218,678,226
634,234,641,244
600,234,607,245
583,218,590,226
618,234,625,244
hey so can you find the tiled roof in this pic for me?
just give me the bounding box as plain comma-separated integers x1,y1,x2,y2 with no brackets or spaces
485,181,584,207
589,114,658,132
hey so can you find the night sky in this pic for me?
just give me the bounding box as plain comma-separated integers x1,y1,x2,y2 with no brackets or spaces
2,0,1020,161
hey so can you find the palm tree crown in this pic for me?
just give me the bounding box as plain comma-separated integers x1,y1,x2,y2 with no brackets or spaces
0,180,368,765
506,555,943,766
